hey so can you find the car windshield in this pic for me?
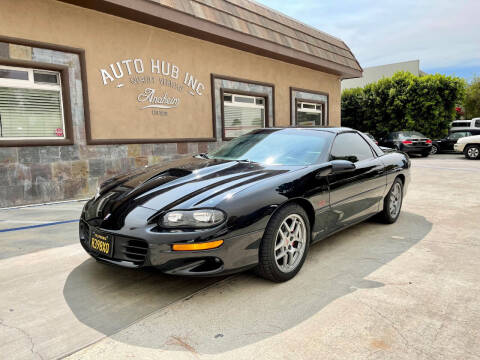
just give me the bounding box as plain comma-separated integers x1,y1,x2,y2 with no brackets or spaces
397,131,426,139
208,129,333,165
449,132,470,139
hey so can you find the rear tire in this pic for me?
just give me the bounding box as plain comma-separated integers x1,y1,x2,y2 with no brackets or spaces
377,178,403,224
465,145,480,160
255,204,310,282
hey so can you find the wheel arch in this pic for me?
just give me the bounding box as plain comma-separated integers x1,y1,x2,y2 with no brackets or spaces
396,174,405,185
464,143,480,151
269,198,315,234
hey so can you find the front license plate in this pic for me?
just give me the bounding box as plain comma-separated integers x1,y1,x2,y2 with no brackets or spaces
90,231,113,257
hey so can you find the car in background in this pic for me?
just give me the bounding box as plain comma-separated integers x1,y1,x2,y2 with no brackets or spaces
454,134,480,160
450,118,480,132
379,131,432,157
431,131,472,154
364,132,379,145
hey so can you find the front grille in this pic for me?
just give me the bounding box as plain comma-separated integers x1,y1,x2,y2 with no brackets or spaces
81,221,149,266
120,238,149,263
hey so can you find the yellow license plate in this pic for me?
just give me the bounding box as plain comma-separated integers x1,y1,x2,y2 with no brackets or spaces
90,232,113,257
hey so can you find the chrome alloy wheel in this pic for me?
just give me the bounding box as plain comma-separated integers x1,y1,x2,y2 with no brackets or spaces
274,214,307,273
430,145,438,155
467,147,479,159
389,182,402,218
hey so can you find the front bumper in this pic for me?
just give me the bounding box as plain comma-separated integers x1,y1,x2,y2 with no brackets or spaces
79,219,263,276
454,143,466,153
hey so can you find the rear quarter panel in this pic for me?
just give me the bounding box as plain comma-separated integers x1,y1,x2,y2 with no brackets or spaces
380,151,411,195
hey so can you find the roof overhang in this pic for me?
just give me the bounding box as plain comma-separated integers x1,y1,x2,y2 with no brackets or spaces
59,0,363,79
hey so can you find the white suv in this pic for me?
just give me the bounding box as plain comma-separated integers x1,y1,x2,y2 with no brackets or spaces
454,135,480,160
450,118,480,131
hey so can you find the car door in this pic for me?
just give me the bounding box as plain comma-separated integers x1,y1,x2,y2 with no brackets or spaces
446,132,470,150
380,133,394,148
327,132,386,231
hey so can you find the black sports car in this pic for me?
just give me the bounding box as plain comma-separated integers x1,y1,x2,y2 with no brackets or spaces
80,128,410,282
379,131,432,157
430,131,472,154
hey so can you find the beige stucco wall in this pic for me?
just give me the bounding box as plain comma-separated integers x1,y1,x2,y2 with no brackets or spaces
0,0,341,141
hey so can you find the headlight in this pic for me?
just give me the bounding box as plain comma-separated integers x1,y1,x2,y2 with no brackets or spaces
161,209,226,228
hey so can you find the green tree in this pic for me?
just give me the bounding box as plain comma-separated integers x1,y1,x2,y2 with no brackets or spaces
341,71,466,139
464,76,480,118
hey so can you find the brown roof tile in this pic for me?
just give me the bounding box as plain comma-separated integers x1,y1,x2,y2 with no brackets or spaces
152,0,361,73
60,0,362,77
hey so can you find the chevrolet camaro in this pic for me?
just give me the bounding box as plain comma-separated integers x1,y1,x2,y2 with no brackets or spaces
80,128,410,282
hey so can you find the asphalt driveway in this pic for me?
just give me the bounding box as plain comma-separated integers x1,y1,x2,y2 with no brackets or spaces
1,154,479,359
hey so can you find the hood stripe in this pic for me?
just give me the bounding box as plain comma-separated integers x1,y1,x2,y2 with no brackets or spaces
194,170,289,206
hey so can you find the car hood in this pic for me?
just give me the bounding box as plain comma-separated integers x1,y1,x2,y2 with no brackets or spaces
84,156,300,222
457,135,480,144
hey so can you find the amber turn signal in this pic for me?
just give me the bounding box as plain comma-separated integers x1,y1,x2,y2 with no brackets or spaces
172,240,224,251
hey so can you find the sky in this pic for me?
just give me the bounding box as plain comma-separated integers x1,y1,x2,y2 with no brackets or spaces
255,0,480,81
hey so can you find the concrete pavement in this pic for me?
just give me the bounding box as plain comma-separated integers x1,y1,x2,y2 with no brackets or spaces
1,154,479,359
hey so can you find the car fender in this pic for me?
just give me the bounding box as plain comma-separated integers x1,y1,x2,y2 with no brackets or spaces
216,166,324,240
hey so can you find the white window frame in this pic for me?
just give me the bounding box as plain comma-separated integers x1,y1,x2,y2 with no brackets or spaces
223,93,266,138
0,64,65,141
296,101,325,126
224,93,265,110
297,102,323,113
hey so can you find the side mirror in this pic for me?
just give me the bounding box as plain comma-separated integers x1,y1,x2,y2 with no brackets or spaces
315,160,356,178
331,160,356,174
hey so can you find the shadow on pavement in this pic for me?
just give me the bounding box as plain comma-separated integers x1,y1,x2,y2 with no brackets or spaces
63,211,431,354
62,261,218,335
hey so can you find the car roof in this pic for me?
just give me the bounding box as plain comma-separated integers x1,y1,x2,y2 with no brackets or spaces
389,130,424,134
269,127,355,134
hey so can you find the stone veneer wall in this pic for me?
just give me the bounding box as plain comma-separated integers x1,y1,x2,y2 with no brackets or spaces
0,41,217,208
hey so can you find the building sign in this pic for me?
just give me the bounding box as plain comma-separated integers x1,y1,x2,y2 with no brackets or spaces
99,58,205,116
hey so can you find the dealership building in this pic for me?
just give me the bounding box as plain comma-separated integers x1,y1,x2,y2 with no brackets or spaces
0,0,361,207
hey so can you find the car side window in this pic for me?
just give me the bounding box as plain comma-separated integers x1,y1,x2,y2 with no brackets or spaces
450,132,470,139
330,133,375,163
449,133,463,140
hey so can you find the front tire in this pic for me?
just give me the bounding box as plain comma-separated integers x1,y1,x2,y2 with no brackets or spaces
255,204,310,282
430,145,438,155
377,178,403,224
465,145,480,160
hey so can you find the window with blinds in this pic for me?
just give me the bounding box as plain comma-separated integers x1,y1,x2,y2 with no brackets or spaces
0,65,65,140
296,101,324,127
223,93,265,138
